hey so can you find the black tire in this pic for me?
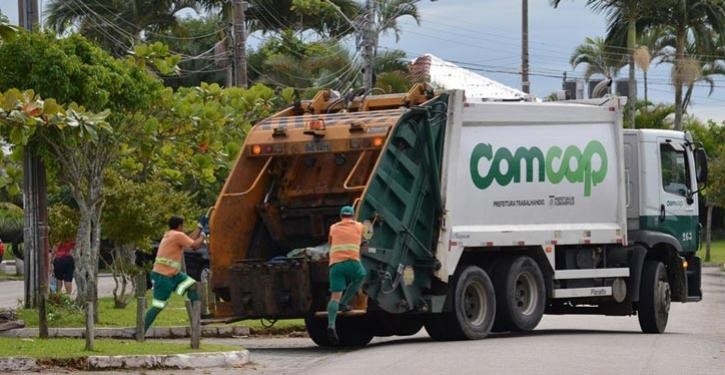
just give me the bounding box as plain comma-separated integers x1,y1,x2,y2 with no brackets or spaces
337,316,374,347
394,316,423,336
305,314,374,347
305,314,333,347
425,265,496,340
492,256,546,332
638,261,670,333
424,312,462,341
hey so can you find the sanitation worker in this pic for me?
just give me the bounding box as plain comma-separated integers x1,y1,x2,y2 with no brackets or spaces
326,205,366,344
143,216,205,335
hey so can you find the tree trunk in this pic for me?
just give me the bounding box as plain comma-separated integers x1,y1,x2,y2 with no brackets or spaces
627,19,637,129
644,71,648,105
674,30,686,130
705,204,713,263
73,208,94,306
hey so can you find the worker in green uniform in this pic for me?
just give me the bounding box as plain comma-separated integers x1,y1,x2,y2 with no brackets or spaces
326,205,367,344
143,216,206,335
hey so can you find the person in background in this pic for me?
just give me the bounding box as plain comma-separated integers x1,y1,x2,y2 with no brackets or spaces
52,239,75,294
0,238,5,262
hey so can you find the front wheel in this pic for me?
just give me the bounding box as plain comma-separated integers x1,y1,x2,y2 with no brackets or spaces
638,261,670,333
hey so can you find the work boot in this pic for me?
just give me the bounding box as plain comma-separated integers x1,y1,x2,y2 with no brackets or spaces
339,304,353,313
327,327,339,345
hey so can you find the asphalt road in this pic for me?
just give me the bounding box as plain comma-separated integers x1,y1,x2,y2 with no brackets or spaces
0,274,117,309
13,268,725,375
161,266,723,375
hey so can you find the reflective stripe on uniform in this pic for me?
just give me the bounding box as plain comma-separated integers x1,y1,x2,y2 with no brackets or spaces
176,277,196,295
330,244,360,253
155,257,181,271
152,298,167,309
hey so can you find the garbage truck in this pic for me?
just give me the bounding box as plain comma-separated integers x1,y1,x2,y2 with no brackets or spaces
207,85,708,346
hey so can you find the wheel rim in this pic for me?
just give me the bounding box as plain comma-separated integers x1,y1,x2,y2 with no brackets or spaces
515,272,538,316
463,280,488,326
656,278,671,322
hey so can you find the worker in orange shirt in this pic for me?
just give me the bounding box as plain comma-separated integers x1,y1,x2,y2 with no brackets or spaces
326,205,366,344
144,216,205,334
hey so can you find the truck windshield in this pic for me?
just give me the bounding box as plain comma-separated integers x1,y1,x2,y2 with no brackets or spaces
660,143,690,197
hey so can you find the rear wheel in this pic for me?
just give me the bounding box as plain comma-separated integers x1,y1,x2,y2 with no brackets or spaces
304,313,374,347
492,256,546,332
638,261,670,333
425,265,495,340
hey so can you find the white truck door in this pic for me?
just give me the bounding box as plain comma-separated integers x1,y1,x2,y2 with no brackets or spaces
653,138,698,252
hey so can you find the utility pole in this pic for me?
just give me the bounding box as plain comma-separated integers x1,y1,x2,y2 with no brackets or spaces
362,0,376,92
521,0,530,94
231,0,247,88
18,0,50,338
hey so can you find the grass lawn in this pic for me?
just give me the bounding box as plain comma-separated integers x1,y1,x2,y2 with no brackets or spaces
703,239,725,265
18,293,305,333
0,337,238,358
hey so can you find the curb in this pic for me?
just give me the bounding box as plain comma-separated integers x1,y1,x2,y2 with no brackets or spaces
0,350,249,371
0,325,249,339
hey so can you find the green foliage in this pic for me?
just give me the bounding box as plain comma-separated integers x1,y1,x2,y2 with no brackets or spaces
570,36,626,80
686,119,725,208
127,42,182,76
45,0,198,57
249,31,355,93
623,100,676,129
115,82,282,209
19,293,306,332
48,203,80,246
102,171,198,251
0,202,23,242
148,15,228,88
0,10,17,43
0,31,163,115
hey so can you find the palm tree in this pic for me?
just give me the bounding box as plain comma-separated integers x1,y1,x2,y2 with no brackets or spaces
375,0,421,42
45,0,198,56
652,0,725,130
634,26,668,105
198,0,360,37
553,0,658,128
570,36,626,85
0,11,17,43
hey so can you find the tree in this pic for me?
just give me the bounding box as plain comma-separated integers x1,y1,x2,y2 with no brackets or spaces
686,119,725,262
653,0,725,130
0,31,164,306
625,100,675,129
570,36,626,82
633,27,669,105
553,0,657,128
102,172,198,307
148,15,228,88
0,10,17,43
45,0,198,56
201,0,360,37
374,49,413,93
249,32,356,94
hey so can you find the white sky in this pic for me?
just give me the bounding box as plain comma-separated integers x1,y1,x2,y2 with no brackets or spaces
2,0,724,122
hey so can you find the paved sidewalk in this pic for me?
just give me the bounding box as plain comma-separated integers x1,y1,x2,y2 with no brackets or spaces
0,274,116,310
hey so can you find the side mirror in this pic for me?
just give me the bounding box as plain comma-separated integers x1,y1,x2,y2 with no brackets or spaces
694,148,708,185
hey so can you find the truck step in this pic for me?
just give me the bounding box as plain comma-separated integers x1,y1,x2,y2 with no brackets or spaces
314,309,367,318
554,268,629,280
552,286,612,298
